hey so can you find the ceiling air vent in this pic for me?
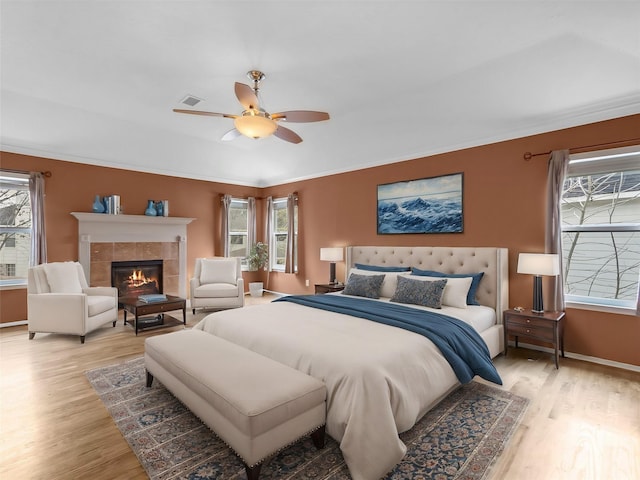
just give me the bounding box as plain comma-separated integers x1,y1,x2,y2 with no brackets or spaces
180,95,203,107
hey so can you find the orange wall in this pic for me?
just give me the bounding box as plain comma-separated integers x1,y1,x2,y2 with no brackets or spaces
1,113,639,366
263,114,640,367
0,152,258,323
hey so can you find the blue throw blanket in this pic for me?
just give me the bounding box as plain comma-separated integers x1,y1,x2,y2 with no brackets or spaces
273,295,502,385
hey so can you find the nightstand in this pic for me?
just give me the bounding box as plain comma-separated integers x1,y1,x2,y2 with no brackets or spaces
315,283,345,294
503,309,566,369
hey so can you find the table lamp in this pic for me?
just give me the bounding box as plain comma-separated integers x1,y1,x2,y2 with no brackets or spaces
320,247,343,284
517,253,560,313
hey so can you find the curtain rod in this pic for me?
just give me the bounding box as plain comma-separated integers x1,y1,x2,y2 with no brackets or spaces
220,192,298,201
523,137,640,161
1,167,52,177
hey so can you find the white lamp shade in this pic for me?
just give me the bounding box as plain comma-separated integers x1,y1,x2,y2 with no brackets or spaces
320,247,344,262
234,114,277,139
517,253,560,276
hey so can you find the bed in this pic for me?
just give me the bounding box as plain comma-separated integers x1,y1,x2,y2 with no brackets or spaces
193,246,509,480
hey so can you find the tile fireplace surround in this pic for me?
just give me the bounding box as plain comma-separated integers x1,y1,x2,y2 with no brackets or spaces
71,213,195,299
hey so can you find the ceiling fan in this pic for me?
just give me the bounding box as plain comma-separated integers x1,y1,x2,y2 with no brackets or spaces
173,70,330,144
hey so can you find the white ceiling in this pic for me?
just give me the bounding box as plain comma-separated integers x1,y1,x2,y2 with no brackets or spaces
2,1,639,187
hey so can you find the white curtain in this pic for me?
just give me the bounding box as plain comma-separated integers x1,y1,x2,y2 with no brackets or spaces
545,150,570,311
284,193,298,274
29,172,47,265
220,194,232,257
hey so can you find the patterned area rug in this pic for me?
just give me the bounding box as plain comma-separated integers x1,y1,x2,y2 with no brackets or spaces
87,357,528,480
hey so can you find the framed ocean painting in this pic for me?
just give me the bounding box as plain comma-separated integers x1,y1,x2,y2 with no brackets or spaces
377,173,463,234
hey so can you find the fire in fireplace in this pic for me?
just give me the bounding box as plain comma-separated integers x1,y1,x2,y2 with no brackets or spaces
112,260,163,298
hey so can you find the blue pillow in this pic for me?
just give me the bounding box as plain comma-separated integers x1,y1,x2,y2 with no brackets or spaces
354,263,411,272
391,275,447,308
411,268,484,305
343,273,385,298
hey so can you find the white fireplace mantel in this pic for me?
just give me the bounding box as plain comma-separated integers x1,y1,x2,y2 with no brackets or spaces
71,212,195,298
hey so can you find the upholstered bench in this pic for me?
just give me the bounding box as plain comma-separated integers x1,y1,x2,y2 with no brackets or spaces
144,329,327,480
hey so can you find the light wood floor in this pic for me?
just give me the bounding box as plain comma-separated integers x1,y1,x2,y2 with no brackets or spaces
1,295,638,480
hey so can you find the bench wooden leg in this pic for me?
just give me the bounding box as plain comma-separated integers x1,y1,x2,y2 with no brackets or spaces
311,425,326,449
245,462,262,480
146,370,154,388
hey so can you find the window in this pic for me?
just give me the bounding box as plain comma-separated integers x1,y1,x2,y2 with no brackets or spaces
0,264,16,277
227,198,249,266
270,197,298,272
0,172,32,286
560,146,640,311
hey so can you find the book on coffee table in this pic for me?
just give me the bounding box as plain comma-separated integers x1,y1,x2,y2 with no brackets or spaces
138,294,168,303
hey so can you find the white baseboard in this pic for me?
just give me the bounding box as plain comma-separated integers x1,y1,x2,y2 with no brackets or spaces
511,341,640,373
244,289,286,297
0,320,28,328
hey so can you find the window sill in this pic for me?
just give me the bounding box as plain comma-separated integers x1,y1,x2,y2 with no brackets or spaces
0,283,27,291
565,301,638,317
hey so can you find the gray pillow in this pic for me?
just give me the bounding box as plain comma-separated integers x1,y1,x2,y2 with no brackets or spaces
343,273,385,299
390,275,447,308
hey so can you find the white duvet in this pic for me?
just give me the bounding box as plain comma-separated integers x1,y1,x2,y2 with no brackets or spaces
194,300,470,479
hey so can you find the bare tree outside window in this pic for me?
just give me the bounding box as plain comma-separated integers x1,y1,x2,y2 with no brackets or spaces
561,170,640,307
0,174,32,284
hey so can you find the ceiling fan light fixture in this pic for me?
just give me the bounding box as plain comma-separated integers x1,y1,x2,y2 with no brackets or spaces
174,70,328,144
234,111,277,139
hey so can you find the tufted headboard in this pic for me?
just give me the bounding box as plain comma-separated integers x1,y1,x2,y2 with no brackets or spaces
345,246,509,323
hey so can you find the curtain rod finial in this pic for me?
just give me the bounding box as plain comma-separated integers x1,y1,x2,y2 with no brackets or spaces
523,152,533,161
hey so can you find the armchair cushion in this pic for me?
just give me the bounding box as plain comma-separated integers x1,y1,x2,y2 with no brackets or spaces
200,258,238,285
87,295,117,317
193,283,241,298
44,262,83,293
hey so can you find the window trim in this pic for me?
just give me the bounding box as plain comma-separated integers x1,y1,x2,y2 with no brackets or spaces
270,198,287,272
227,198,250,271
561,145,640,315
269,197,298,272
0,171,31,287
565,300,639,317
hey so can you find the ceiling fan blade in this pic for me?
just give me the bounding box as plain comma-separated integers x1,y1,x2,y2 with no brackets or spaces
173,109,236,119
221,128,242,142
272,110,330,123
274,125,303,144
235,82,259,110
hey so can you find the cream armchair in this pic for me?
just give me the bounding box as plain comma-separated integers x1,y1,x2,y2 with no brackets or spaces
190,257,244,314
28,261,118,344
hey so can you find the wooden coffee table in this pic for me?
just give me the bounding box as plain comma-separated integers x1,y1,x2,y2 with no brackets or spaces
119,295,186,335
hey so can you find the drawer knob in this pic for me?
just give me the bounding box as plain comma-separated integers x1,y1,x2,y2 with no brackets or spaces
526,329,530,333
526,319,530,323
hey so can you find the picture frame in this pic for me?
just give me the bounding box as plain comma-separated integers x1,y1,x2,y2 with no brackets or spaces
377,172,463,234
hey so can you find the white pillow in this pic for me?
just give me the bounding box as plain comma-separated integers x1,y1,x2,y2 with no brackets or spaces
44,262,83,293
200,259,237,285
407,275,473,309
348,268,404,298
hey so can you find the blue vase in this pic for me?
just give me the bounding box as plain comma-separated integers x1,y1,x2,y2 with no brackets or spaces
155,201,163,217
144,200,157,216
92,195,105,213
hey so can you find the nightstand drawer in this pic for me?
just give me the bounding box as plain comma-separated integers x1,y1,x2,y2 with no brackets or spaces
508,324,554,342
506,316,552,329
503,309,565,369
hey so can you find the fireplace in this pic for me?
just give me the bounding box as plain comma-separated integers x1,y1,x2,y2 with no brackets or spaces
112,260,163,298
